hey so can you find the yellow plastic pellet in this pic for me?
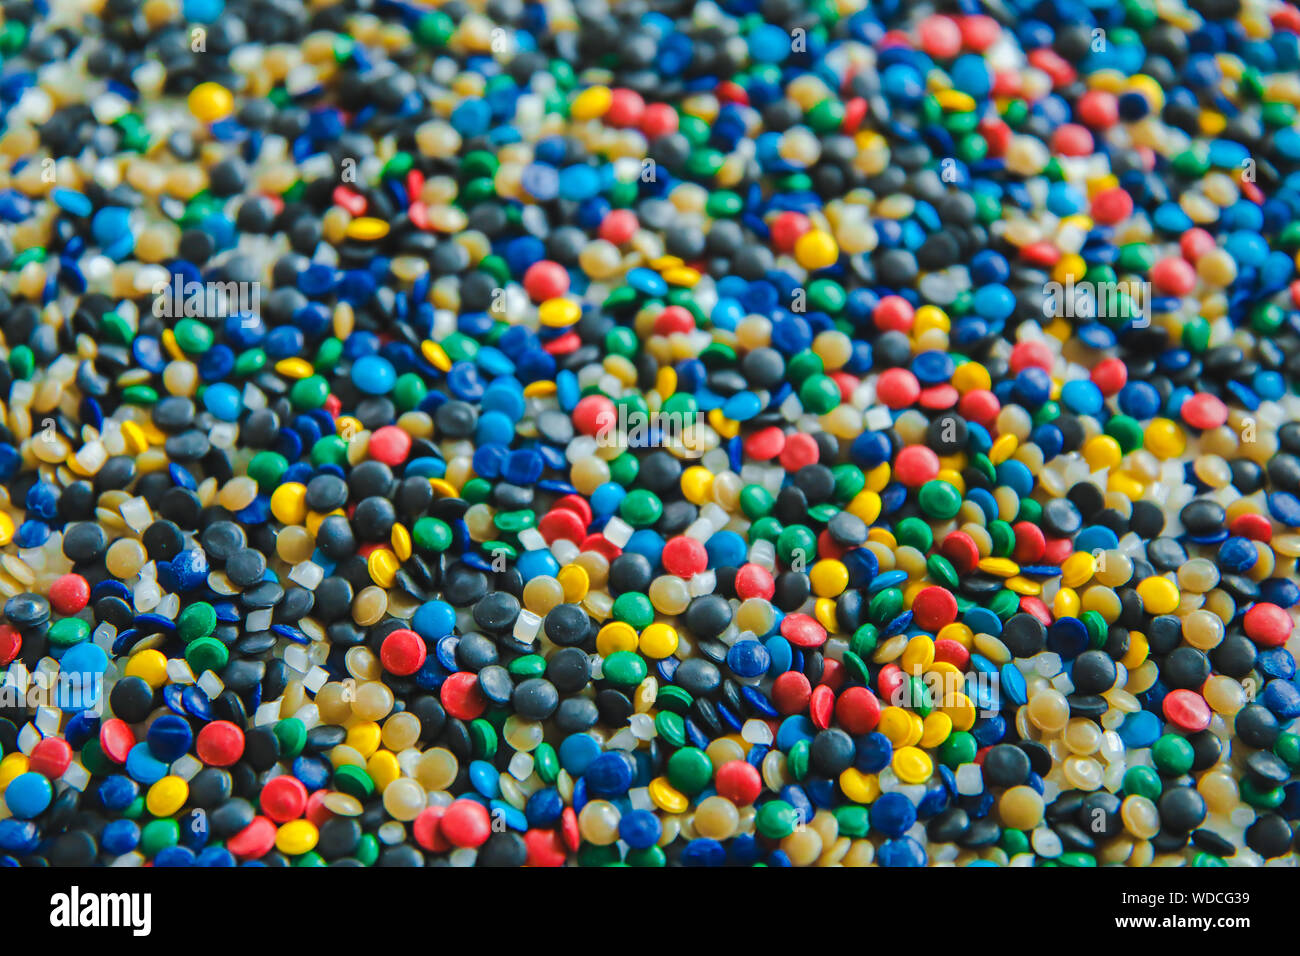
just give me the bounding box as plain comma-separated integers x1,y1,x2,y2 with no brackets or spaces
1135,575,1180,615
269,482,308,525
187,82,234,122
638,622,678,659
346,217,391,241
126,649,168,688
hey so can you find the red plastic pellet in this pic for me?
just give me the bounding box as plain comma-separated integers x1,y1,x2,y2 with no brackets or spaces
604,88,645,128
577,533,622,562
1020,241,1061,267
912,586,958,631
819,657,846,692
1090,357,1128,395
227,816,277,859
380,628,428,676
715,81,747,105
816,529,847,561
48,573,90,615
1180,392,1228,430
1090,186,1134,224
639,102,678,138
957,388,1000,427
1151,256,1196,295
876,663,905,705
978,116,1011,157
260,775,309,822
780,613,827,648
100,718,135,764
1180,227,1216,262
1163,689,1211,733
541,331,580,355
29,737,72,778
770,211,811,253
830,371,859,401
0,624,20,666
598,209,638,245
414,806,451,852
653,305,694,335
441,799,491,848
368,425,411,465
958,14,1000,50
1243,603,1293,647
1009,341,1054,374
572,394,615,436
522,260,569,301
933,639,970,670
1012,521,1047,564
440,671,487,720
809,684,834,729
778,432,819,471
743,425,786,460
196,720,245,767
918,384,959,410
1020,596,1053,627
873,295,914,333
715,760,762,805
551,494,593,527
1076,90,1118,128
305,789,332,827
661,536,707,578
1050,123,1093,156
877,368,921,409
539,508,587,545
917,14,962,58
841,97,867,133
1230,513,1272,543
940,531,980,574
524,827,566,867
771,671,812,715
835,686,881,734
332,185,366,216
734,563,775,600
560,807,580,851
1042,536,1075,566
893,445,940,486
1028,47,1076,86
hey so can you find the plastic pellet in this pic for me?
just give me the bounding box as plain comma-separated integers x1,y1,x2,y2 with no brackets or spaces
0,0,1298,877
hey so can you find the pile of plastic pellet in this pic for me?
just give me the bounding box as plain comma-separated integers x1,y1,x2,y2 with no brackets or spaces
1,0,1300,868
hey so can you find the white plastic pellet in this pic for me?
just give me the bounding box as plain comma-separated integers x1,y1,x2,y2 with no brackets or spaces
62,762,91,791
18,722,42,753
294,704,320,731
289,561,324,589
513,609,541,643
197,670,224,700
120,497,152,532
550,538,580,566
35,706,59,735
171,754,202,781
304,666,329,693
629,713,655,740
602,516,633,547
517,528,547,551
688,571,716,597
955,763,984,795
508,751,534,780
1031,827,1063,858
253,701,281,726
284,645,310,674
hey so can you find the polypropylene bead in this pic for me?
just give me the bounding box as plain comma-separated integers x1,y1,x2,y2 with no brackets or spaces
1,0,1298,877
